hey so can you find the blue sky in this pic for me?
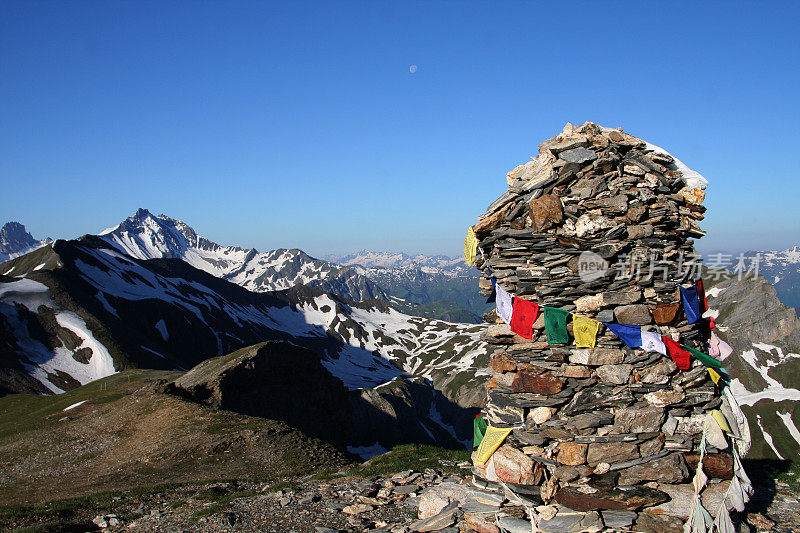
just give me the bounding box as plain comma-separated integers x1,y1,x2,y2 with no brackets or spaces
2,1,798,257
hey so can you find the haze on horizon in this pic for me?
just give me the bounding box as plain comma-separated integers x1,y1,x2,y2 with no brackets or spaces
2,1,798,258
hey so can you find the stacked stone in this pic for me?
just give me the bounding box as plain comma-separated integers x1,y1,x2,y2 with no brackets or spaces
470,122,728,531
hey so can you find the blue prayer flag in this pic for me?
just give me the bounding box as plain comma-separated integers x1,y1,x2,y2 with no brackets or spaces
604,322,643,348
679,285,701,324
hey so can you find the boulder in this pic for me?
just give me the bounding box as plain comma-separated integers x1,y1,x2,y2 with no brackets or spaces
617,453,689,485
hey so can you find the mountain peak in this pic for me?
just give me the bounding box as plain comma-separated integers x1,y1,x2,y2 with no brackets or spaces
134,208,153,219
0,221,52,261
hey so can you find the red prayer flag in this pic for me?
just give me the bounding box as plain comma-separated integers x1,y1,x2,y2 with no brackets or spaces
662,336,691,370
510,298,539,340
695,279,708,313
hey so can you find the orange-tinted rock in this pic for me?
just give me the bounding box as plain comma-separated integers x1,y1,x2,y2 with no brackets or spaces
474,204,510,238
490,353,517,373
563,365,592,378
682,452,733,479
464,513,501,533
511,371,565,395
529,194,563,231
557,442,588,466
652,302,681,325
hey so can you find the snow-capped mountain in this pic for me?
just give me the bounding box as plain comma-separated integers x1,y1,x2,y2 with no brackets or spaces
745,246,800,312
0,222,52,263
705,269,800,461
99,209,387,303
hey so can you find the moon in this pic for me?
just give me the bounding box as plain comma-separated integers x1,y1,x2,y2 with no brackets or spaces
409,65,418,74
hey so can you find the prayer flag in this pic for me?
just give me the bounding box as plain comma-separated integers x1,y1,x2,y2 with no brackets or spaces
496,284,513,324
510,298,539,339
463,226,478,266
543,306,570,344
641,330,668,356
679,285,701,324
573,315,599,348
604,322,643,348
707,367,723,385
663,336,691,370
474,426,513,465
486,277,497,303
683,344,723,369
473,414,488,450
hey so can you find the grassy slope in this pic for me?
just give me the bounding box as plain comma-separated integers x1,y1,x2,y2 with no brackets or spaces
0,369,350,506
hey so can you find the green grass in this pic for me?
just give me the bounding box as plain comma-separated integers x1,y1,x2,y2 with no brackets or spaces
262,480,297,493
777,461,800,492
0,369,178,442
281,448,314,474
0,491,116,523
190,488,256,519
350,443,471,478
0,482,188,526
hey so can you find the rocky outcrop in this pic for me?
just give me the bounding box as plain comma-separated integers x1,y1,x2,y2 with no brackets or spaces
166,341,474,450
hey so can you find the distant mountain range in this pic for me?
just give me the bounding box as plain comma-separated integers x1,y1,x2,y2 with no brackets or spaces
325,250,471,275
326,251,491,323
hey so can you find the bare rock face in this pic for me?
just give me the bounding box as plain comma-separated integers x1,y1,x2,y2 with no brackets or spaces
466,122,734,528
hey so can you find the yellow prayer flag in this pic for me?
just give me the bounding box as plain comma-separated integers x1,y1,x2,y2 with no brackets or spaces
463,226,478,266
711,409,731,433
474,425,512,465
573,314,600,348
707,367,722,385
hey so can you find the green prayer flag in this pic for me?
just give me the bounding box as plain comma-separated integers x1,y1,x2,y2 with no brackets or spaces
544,306,570,344
473,414,488,450
683,344,723,368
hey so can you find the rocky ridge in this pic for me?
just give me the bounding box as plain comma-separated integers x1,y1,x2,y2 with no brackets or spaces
462,122,746,532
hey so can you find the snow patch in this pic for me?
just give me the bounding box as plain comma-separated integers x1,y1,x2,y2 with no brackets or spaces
155,319,169,341
63,400,88,411
777,411,800,447
140,345,166,359
757,415,784,460
706,287,726,298
346,442,387,460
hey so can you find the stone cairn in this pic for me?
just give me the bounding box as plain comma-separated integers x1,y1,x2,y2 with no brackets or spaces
466,122,738,532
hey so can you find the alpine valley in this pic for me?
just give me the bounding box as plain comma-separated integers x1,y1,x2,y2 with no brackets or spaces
2,211,800,474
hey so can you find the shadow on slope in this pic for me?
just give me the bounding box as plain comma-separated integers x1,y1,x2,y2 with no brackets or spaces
164,340,479,452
